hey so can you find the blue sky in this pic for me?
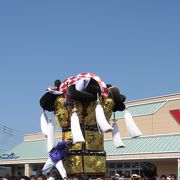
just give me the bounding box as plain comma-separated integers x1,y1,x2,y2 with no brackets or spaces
0,0,180,142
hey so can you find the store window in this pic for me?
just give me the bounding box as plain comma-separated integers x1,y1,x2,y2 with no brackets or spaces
132,162,139,168
124,170,130,177
117,163,123,168
109,163,115,168
124,162,131,168
107,162,144,177
117,170,123,175
132,169,140,175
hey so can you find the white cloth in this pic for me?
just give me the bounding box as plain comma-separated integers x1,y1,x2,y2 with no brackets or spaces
75,78,90,92
42,157,67,179
47,177,55,180
47,88,63,95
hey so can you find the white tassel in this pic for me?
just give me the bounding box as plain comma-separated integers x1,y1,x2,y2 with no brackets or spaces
47,123,56,152
95,104,113,133
71,108,85,144
124,111,142,138
40,112,48,136
112,121,125,148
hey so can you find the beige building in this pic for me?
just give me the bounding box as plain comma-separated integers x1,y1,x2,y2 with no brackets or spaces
0,93,180,178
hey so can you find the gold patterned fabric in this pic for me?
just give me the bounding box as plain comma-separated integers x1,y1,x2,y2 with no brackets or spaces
55,97,83,127
62,131,82,150
55,97,114,127
64,154,106,175
54,97,114,176
102,98,114,120
85,130,104,151
62,129,104,151
84,155,106,173
64,155,83,174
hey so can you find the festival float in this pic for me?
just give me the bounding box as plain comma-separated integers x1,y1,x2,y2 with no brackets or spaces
39,72,142,179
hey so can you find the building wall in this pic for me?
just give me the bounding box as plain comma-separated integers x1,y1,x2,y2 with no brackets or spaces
105,94,180,139
24,131,62,141
153,99,180,135
24,94,180,141
2,93,180,178
154,160,177,177
106,160,178,178
6,159,178,177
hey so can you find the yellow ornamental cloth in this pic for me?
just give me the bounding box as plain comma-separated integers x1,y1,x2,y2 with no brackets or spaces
85,130,104,151
55,97,83,127
54,94,115,177
102,98,114,121
54,97,69,127
84,98,114,125
62,131,82,150
84,102,96,125
64,155,106,175
64,155,83,174
84,155,106,173
55,96,114,128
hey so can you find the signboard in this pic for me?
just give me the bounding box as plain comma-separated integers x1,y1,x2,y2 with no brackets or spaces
0,152,18,159
170,109,180,124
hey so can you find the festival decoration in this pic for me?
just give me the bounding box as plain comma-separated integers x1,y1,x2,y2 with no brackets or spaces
124,110,142,138
70,105,85,144
39,72,141,178
95,100,113,133
40,111,48,136
112,120,125,148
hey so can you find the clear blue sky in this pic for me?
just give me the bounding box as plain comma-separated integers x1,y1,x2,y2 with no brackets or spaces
0,0,180,141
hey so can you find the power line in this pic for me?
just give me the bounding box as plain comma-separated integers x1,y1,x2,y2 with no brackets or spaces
0,124,29,136
0,124,26,153
0,134,23,153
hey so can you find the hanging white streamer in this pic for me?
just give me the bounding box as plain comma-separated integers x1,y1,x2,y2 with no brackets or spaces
112,121,125,148
40,112,48,136
71,111,85,144
47,123,56,152
124,111,142,138
95,104,113,133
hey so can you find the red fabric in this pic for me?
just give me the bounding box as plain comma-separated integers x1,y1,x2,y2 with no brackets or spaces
60,72,108,96
170,109,180,124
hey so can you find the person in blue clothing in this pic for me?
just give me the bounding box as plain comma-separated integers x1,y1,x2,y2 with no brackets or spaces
42,140,73,180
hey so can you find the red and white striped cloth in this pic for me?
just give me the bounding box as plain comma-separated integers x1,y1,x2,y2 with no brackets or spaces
60,72,108,96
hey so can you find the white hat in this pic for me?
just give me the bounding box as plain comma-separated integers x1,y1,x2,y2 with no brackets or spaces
132,174,140,178
47,177,55,180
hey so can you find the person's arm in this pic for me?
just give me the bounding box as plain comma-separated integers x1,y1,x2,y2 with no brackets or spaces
56,141,67,149
56,141,68,150
56,141,73,150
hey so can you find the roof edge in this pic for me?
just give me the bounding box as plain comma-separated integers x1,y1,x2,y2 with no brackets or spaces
126,93,180,104
104,132,180,141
